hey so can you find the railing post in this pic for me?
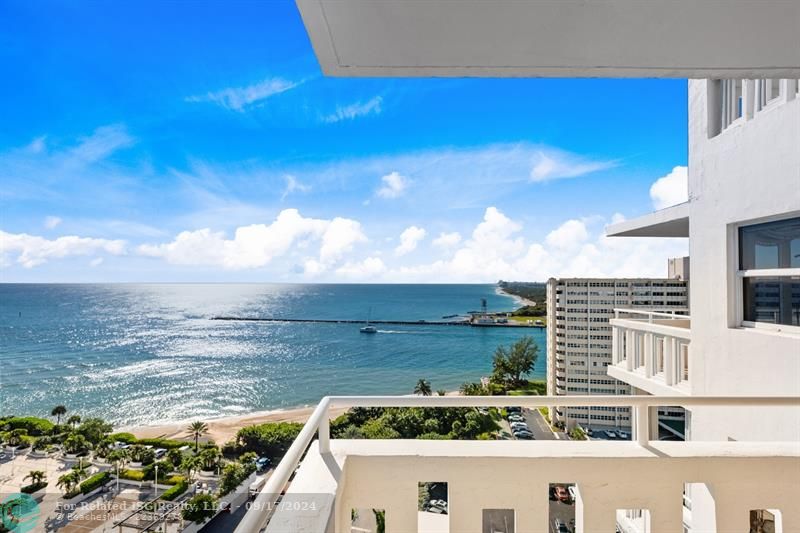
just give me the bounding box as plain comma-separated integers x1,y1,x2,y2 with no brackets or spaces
664,337,675,386
318,399,330,454
635,403,650,446
625,329,634,371
644,333,653,377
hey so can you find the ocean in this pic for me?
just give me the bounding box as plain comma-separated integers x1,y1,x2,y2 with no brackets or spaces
0,284,545,427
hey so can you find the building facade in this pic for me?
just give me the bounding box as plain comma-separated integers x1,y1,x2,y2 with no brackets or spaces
546,277,689,430
607,78,800,532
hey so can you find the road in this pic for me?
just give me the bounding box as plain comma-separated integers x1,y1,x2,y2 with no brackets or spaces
549,497,576,532
522,409,557,440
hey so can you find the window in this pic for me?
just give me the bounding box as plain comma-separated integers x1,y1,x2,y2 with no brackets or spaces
738,216,800,328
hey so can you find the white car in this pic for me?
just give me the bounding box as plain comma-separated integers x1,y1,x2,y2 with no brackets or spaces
510,422,528,429
606,430,618,439
428,500,448,513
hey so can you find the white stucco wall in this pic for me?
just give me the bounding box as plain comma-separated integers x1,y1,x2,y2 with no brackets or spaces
687,79,800,533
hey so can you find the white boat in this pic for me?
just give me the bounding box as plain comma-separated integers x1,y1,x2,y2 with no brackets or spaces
360,307,378,333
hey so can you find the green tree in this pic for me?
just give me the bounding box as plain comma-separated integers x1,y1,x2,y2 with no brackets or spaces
167,448,184,470
373,509,386,533
187,421,209,452
459,382,488,396
181,493,217,524
219,462,246,495
107,449,130,471
413,379,432,396
76,418,113,445
51,405,67,425
24,470,46,486
56,471,81,493
339,425,365,439
7,429,28,447
436,389,447,396
180,455,202,482
63,433,90,455
490,336,539,389
234,422,303,459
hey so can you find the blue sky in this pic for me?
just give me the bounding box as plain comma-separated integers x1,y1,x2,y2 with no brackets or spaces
1,1,689,282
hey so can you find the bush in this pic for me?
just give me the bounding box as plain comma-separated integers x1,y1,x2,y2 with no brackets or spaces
160,479,188,501
108,432,137,444
80,471,111,494
21,481,47,494
135,437,186,449
219,462,246,496
569,427,587,441
182,493,217,524
0,417,54,436
234,422,303,459
119,469,145,481
165,474,185,485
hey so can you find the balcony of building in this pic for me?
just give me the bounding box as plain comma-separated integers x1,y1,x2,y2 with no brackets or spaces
235,395,799,533
608,309,691,396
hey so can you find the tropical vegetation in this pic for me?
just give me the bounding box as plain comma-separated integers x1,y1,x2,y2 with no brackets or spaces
187,421,209,452
182,493,218,524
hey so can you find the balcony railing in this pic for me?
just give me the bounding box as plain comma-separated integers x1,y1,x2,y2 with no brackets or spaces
609,309,691,395
235,395,800,533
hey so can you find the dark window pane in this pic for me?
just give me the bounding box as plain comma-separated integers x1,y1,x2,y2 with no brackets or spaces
739,217,800,270
743,277,800,326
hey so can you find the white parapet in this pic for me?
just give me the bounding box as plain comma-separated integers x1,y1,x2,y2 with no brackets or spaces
235,395,800,533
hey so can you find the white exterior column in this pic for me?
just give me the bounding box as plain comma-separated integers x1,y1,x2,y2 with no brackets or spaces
644,333,653,377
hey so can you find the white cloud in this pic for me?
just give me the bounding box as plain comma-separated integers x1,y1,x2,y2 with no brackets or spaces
395,226,426,256
323,96,383,123
89,257,104,267
650,166,689,210
70,125,135,162
0,230,126,268
432,232,462,248
545,219,589,250
43,216,62,229
186,78,299,112
529,150,616,182
281,175,311,201
336,257,387,278
376,171,409,199
137,209,366,270
378,206,686,283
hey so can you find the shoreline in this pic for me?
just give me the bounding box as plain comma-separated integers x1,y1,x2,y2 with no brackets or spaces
496,286,537,307
123,391,464,445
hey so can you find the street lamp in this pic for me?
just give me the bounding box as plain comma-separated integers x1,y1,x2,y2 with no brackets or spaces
154,464,159,499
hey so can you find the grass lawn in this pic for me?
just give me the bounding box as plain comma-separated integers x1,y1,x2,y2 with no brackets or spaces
507,315,547,327
506,380,547,396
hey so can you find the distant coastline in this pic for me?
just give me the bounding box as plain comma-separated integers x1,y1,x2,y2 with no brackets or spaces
495,285,536,307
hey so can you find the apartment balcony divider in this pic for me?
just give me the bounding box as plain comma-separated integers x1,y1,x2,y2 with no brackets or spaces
235,395,800,533
609,309,691,396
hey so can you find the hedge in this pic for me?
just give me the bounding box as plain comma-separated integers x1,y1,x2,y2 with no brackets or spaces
21,482,47,494
119,469,145,481
160,480,188,501
108,432,137,444
135,437,187,449
165,474,186,486
1,417,54,436
80,471,111,494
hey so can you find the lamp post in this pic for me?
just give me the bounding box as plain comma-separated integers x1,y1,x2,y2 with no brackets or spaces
154,464,159,499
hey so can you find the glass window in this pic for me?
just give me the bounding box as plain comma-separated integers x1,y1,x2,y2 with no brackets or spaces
739,217,800,326
739,217,800,270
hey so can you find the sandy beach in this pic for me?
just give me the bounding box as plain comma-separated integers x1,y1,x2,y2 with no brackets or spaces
124,391,465,445
496,286,536,307
123,405,351,445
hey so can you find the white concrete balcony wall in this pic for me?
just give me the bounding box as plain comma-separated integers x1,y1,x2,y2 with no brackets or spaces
609,309,691,396
236,396,800,533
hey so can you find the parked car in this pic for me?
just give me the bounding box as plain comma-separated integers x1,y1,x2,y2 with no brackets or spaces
428,499,448,514
585,428,593,437
618,431,630,440
154,448,167,459
605,430,618,439
555,518,571,532
507,414,525,422
506,407,521,413
255,456,271,472
515,432,534,440
555,485,570,503
510,421,528,429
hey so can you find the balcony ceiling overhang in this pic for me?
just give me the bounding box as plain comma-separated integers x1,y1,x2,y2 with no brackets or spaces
606,203,689,238
295,0,800,78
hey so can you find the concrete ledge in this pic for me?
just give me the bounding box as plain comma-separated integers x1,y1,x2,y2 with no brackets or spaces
606,203,689,238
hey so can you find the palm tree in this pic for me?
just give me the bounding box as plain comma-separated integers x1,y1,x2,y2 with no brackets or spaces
436,389,447,396
66,415,81,429
56,471,80,493
414,379,432,396
24,470,46,486
187,421,209,452
51,405,67,425
180,455,201,482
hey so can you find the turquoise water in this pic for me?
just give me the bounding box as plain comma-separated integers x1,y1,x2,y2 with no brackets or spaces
0,284,545,426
